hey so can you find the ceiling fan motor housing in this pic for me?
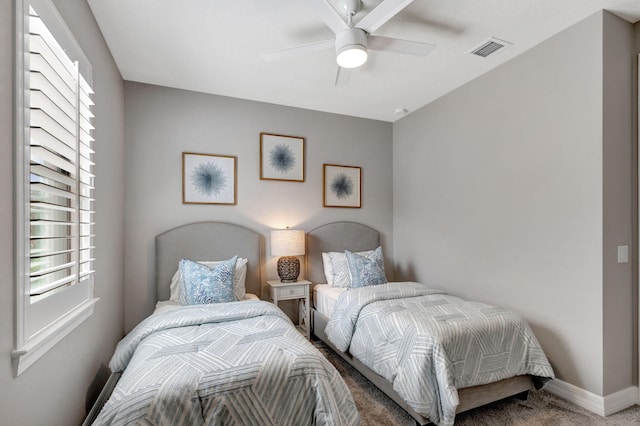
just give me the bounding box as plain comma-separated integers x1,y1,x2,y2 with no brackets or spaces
336,28,368,68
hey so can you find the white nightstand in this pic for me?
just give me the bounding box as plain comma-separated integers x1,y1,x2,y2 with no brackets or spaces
267,279,312,339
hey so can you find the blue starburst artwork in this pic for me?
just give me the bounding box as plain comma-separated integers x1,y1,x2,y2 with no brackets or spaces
323,164,361,208
260,133,304,181
330,173,353,199
183,153,236,205
268,144,295,173
191,161,227,196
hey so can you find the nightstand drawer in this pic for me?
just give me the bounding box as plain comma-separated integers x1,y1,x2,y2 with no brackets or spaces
277,285,306,299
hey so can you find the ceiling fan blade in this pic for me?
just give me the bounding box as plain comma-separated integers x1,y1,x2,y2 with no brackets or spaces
356,0,415,34
368,35,435,56
261,39,334,62
310,0,349,35
335,66,350,86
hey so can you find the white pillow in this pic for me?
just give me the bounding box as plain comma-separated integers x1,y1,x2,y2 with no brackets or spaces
169,257,248,302
323,250,374,288
322,252,335,286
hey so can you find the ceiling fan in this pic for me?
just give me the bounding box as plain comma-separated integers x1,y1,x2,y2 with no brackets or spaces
261,0,435,85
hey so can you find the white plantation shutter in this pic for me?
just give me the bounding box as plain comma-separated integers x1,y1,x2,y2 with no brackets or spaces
28,6,96,300
13,0,98,376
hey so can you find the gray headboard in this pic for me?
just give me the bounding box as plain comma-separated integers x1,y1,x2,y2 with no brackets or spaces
155,222,264,301
306,222,380,284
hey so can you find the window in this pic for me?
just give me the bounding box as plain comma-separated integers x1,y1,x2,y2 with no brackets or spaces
13,0,98,376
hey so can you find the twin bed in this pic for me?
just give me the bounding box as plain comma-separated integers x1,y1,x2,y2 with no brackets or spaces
88,222,358,425
307,222,554,425
87,221,554,426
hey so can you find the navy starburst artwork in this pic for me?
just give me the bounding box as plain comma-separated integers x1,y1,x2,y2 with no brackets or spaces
330,173,353,199
268,144,295,173
191,161,227,196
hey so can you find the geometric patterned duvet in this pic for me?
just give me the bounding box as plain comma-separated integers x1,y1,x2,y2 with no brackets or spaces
325,282,554,426
94,300,359,426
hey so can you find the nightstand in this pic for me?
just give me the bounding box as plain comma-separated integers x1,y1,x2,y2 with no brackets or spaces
267,279,311,339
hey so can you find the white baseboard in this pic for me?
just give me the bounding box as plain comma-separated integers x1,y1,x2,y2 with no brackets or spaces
603,385,640,416
544,379,639,416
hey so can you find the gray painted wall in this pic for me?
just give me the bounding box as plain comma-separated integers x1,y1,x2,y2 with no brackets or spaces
602,11,635,395
0,1,126,424
393,11,636,396
123,82,394,331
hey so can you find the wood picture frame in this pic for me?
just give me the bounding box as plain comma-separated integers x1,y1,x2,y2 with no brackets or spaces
323,164,361,208
260,132,305,182
182,152,237,205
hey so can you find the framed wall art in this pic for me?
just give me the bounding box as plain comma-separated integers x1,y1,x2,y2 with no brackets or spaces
182,152,237,205
323,164,361,208
260,132,305,182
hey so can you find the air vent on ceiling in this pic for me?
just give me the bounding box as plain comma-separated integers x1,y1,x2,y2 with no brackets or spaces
467,37,512,58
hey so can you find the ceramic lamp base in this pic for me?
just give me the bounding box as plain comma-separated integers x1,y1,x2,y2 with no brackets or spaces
277,256,300,282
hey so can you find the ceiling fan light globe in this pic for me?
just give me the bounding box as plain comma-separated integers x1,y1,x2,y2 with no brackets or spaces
337,45,368,68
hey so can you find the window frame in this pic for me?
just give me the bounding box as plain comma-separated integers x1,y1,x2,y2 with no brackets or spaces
13,0,98,376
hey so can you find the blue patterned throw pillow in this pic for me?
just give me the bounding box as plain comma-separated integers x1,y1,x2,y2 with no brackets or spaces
178,256,237,305
345,247,387,288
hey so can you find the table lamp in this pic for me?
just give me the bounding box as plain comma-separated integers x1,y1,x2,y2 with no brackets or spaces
270,228,305,282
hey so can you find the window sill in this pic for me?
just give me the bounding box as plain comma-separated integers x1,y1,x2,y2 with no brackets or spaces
12,297,99,376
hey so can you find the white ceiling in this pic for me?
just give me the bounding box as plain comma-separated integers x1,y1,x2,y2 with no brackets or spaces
87,0,640,122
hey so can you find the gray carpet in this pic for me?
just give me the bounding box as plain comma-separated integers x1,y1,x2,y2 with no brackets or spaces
315,341,640,425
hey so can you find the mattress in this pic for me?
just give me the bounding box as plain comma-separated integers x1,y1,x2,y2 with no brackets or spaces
153,293,259,314
313,284,346,317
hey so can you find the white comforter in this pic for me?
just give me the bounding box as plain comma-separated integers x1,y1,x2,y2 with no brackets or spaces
95,300,359,426
325,282,554,426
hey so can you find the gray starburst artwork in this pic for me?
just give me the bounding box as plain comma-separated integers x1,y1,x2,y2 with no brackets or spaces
191,161,227,196
330,173,353,199
268,144,295,173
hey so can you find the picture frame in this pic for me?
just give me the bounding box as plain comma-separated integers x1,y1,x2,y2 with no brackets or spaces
260,132,305,182
323,164,361,208
182,152,237,205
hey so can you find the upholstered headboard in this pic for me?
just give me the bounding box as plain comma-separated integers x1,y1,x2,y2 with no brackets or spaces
306,221,380,285
155,222,264,301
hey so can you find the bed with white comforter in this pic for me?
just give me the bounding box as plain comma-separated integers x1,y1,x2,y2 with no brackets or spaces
87,222,360,426
325,281,554,426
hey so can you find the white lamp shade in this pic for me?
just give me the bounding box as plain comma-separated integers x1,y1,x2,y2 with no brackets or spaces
271,229,305,256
